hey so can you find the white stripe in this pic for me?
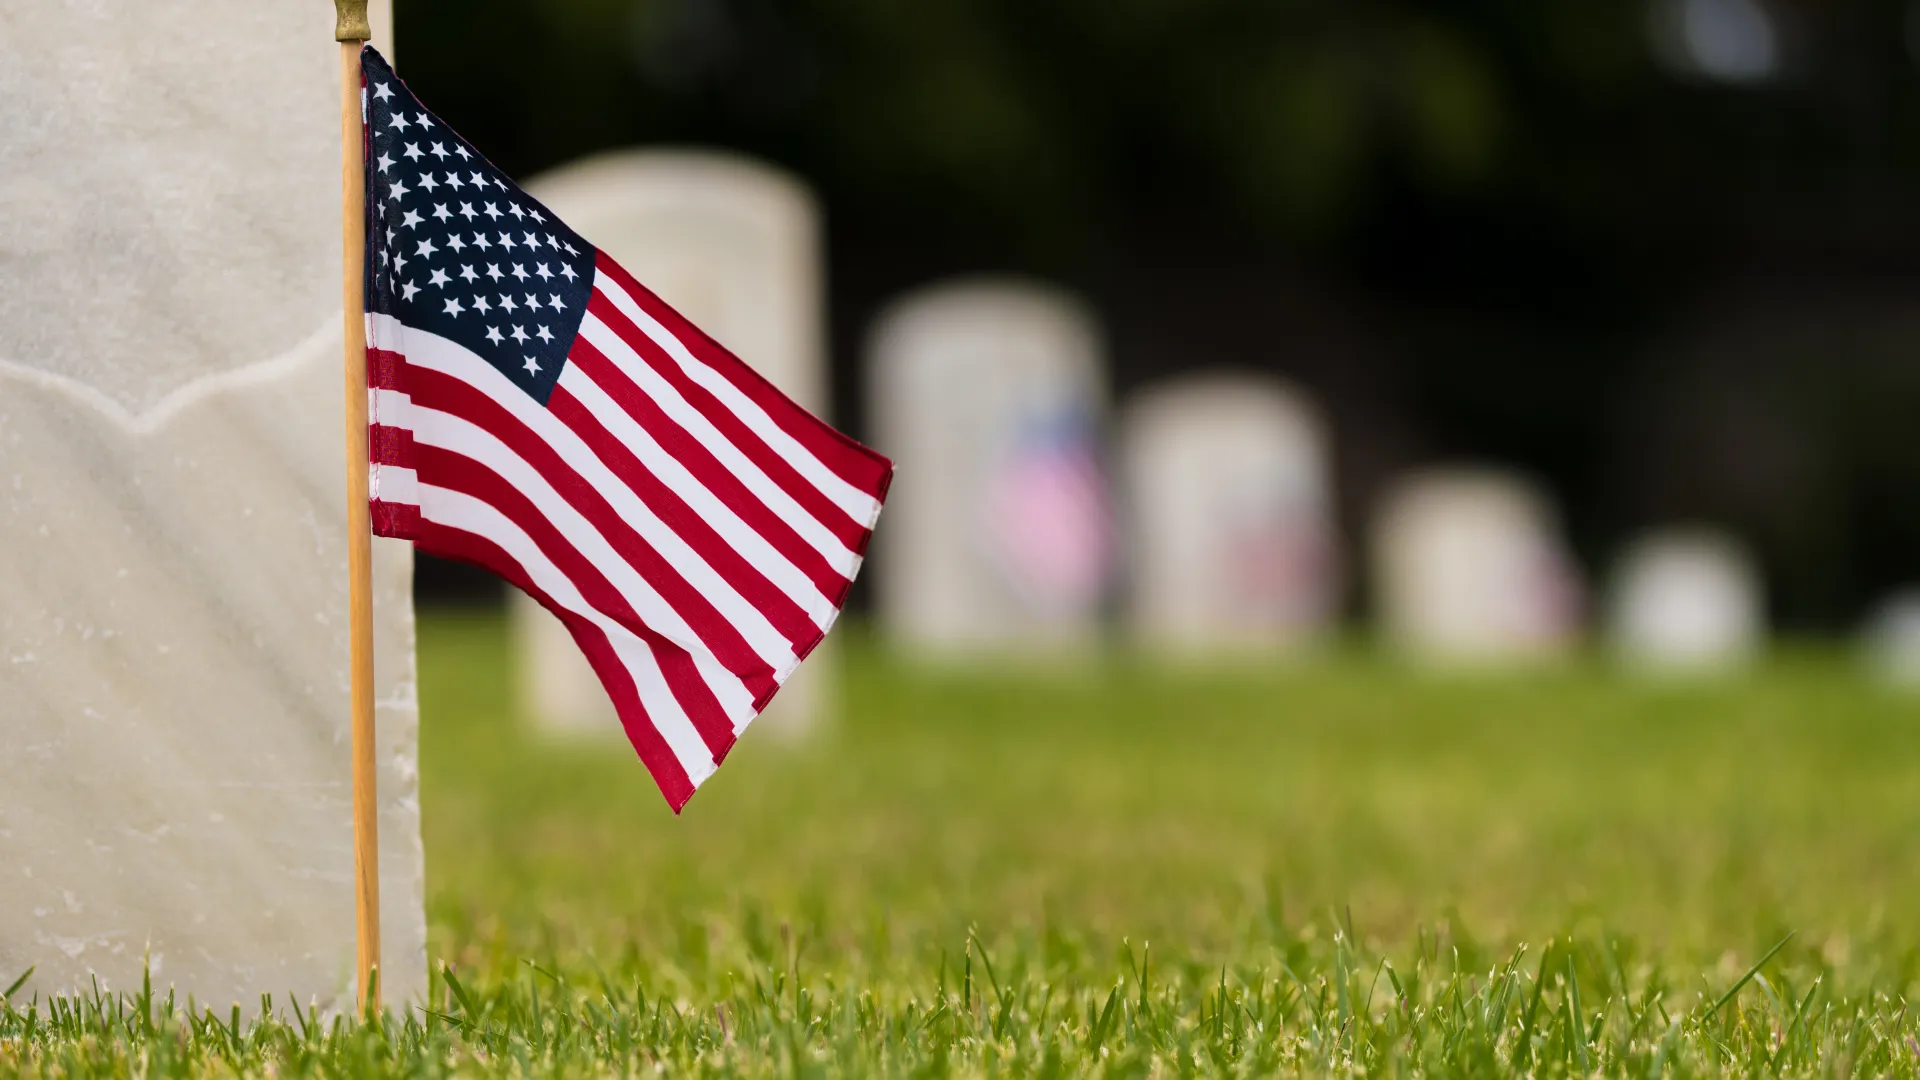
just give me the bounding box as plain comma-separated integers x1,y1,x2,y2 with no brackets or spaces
577,313,862,575
369,387,412,431
419,483,717,785
592,270,882,526
372,465,419,506
398,324,797,693
413,404,758,723
559,362,842,626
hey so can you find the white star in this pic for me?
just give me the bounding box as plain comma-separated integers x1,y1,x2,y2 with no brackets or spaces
508,203,526,220
544,234,559,249
412,113,430,129
458,264,478,283
388,112,411,132
446,234,467,254
498,232,516,250
535,325,554,344
446,172,465,190
482,203,503,221
385,227,398,246
522,356,541,376
416,238,439,259
510,325,529,344
493,176,509,190
375,152,394,174
560,264,578,282
472,295,492,314
485,326,504,345
469,171,487,188
456,145,472,161
431,204,452,223
430,142,449,160
402,142,423,161
400,281,420,301
530,208,547,224
427,267,450,288
523,294,542,311
458,202,477,221
510,264,529,281
549,294,566,311
534,263,553,281
373,82,394,103
485,263,504,282
499,294,518,313
418,173,439,193
473,233,493,251
400,209,423,229
394,253,409,274
443,297,464,318
389,178,410,200
563,241,579,256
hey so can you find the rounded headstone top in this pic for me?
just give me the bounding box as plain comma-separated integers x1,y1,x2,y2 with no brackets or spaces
525,148,818,234
1606,526,1763,673
1371,466,1582,663
1124,372,1326,449
866,278,1104,395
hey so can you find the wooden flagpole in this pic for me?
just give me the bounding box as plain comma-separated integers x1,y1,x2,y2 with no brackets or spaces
335,0,381,1013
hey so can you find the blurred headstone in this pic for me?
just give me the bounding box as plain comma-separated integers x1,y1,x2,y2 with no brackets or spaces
1119,373,1338,654
519,151,831,737
1606,528,1762,674
0,4,425,1008
1371,468,1582,664
867,280,1114,659
1864,590,1920,688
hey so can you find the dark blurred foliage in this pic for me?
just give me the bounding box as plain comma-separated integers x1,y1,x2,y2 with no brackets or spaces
400,0,1920,626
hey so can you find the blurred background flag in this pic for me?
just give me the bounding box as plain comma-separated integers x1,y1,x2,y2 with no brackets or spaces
355,47,892,810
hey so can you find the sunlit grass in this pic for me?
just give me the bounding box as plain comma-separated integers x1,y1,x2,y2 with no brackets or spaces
6,611,1920,1076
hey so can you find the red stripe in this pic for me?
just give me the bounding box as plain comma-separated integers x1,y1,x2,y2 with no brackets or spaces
552,353,835,646
414,520,698,811
370,423,414,467
408,364,782,705
370,499,419,539
586,290,872,553
367,347,406,392
594,250,893,498
418,446,739,763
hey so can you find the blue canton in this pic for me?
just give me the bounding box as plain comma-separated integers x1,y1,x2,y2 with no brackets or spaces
363,48,595,406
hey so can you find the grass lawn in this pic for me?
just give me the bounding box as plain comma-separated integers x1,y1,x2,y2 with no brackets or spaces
7,608,1920,1076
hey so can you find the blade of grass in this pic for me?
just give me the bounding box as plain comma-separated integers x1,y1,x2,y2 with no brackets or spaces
1698,932,1796,1026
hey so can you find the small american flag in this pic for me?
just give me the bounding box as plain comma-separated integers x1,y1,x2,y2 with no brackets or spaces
357,48,892,810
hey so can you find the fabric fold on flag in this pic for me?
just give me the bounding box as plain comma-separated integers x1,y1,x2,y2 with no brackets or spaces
357,46,892,810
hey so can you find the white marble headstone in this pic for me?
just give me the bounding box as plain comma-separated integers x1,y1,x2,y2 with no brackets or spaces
518,151,832,737
1863,589,1920,689
1606,528,1762,674
867,280,1114,659
1371,468,1582,664
0,5,425,1010
1119,374,1338,654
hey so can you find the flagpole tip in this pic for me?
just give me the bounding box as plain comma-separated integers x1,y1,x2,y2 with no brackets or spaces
335,0,371,42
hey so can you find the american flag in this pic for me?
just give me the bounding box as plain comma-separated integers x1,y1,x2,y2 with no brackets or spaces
357,48,892,810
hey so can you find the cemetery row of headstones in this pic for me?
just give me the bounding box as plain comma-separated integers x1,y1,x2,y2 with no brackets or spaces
505,145,1920,708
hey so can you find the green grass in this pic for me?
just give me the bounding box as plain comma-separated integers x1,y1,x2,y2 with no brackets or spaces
8,610,1920,1076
